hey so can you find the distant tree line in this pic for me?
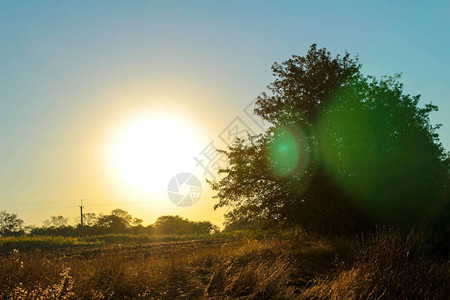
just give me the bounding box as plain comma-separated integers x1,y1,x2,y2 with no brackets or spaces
0,209,218,237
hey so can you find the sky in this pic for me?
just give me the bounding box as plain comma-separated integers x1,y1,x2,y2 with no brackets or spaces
0,0,449,227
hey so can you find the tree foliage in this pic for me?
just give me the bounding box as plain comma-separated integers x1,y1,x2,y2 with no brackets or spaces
43,215,69,228
0,211,24,236
210,44,449,234
154,215,218,235
96,208,134,233
16,209,218,237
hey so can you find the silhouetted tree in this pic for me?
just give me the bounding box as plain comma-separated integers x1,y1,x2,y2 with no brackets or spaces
210,44,449,234
132,217,143,226
97,209,134,233
74,212,98,227
154,215,217,235
43,215,69,228
0,211,24,236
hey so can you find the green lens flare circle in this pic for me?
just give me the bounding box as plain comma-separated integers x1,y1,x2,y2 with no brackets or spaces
267,126,308,177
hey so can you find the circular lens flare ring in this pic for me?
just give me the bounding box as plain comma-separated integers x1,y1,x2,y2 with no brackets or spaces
267,125,310,178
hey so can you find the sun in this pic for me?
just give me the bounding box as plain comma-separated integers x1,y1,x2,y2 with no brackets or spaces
103,111,203,198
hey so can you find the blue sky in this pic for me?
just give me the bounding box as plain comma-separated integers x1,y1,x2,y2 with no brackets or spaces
0,0,449,225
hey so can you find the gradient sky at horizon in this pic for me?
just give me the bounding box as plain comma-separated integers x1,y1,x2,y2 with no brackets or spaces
1,0,449,226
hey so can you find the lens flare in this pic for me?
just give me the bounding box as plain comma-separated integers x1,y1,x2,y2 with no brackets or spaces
267,125,310,178
317,85,439,221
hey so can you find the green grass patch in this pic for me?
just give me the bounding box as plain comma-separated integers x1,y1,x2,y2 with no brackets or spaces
0,236,98,253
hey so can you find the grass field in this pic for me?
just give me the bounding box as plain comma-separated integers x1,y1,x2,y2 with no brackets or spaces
0,234,214,253
0,229,448,299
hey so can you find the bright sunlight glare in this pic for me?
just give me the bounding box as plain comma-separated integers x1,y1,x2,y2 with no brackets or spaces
103,111,203,200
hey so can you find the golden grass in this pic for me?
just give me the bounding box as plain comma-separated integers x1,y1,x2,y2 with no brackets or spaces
0,238,302,299
301,228,450,299
0,229,448,299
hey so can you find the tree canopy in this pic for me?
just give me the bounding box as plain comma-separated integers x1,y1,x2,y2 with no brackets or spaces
154,215,218,235
0,211,24,236
43,215,69,228
0,208,217,237
210,44,449,234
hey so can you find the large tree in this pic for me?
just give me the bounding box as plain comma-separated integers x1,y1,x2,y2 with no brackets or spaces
210,45,449,234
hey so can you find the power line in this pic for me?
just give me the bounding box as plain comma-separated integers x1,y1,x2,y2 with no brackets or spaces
1,195,136,207
2,189,217,208
1,187,219,214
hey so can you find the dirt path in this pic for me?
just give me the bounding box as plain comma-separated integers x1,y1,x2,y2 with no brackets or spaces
48,238,230,260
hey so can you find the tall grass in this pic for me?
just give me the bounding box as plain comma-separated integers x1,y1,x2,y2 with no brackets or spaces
0,228,448,299
0,238,302,299
301,228,450,299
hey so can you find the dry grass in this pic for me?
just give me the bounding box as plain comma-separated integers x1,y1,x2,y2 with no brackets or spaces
0,229,448,299
301,228,450,299
0,238,304,299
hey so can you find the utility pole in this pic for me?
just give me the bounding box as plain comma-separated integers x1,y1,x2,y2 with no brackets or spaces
80,199,84,227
